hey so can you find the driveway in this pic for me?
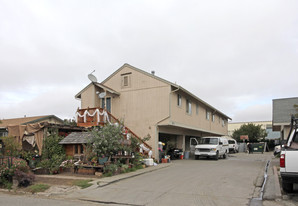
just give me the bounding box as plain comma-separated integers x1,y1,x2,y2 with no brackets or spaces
65,153,270,206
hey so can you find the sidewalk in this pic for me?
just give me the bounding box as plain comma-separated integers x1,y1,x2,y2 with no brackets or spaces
263,157,282,200
95,162,171,187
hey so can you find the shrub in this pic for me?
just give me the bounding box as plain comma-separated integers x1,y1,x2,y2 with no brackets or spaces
104,164,118,174
37,159,51,169
1,136,22,157
14,169,35,187
91,124,125,157
0,176,12,189
0,157,31,188
39,134,66,173
135,164,144,170
42,134,65,159
0,158,28,178
102,171,113,177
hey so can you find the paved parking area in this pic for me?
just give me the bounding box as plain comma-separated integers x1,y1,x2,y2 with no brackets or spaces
66,153,270,206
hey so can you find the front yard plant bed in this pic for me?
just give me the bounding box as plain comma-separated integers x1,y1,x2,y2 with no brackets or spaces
32,167,50,175
77,167,95,175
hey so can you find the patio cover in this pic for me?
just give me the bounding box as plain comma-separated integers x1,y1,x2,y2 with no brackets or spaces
7,123,44,155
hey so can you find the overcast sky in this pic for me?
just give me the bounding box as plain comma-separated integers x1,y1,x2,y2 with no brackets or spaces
0,0,297,123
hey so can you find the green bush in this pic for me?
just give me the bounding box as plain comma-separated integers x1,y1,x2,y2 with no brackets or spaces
104,164,118,174
14,170,35,187
42,134,65,159
0,157,29,188
91,124,125,157
39,134,66,173
1,136,21,157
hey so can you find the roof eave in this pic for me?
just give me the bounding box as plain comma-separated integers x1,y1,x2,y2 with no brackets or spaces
175,86,231,120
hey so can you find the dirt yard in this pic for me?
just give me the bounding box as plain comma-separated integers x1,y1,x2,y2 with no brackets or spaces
34,172,98,186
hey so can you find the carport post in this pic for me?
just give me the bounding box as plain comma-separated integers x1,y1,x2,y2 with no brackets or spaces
182,135,186,152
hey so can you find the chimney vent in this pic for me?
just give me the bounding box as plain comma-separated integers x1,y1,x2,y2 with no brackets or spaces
151,71,155,75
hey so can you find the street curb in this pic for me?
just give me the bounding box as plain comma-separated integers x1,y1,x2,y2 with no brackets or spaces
273,166,282,199
95,163,172,187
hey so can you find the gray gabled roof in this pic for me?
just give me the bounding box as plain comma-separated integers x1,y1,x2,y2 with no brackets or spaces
75,82,120,99
273,97,298,125
59,132,94,144
0,115,63,128
102,63,178,87
102,63,231,120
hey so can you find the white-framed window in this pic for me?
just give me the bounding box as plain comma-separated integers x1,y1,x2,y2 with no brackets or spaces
222,119,226,127
177,94,182,107
212,114,215,122
206,109,210,120
196,104,199,115
186,99,192,114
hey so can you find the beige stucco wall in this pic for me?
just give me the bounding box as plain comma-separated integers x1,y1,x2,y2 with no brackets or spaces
169,91,228,136
81,85,97,109
103,66,171,156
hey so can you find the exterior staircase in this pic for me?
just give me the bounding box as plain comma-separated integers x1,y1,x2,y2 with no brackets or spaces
76,107,152,151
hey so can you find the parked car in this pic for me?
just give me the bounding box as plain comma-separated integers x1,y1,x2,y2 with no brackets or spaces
167,148,183,159
228,139,239,153
194,136,229,160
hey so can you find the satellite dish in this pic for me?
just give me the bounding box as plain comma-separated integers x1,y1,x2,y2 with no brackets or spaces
98,92,106,98
88,70,97,82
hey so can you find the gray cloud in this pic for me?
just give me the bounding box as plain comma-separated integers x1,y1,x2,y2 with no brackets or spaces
1,0,297,122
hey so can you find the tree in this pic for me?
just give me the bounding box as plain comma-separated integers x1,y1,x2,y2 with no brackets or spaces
63,118,77,126
1,136,22,157
232,123,267,142
91,123,126,157
40,134,66,173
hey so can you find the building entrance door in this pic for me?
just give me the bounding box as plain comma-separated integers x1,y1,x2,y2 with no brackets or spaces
102,97,111,113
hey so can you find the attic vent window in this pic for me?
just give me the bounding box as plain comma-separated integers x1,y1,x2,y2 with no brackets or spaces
124,76,129,86
121,74,131,88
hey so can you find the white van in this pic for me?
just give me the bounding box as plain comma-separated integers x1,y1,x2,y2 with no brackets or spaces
192,136,229,160
228,139,239,153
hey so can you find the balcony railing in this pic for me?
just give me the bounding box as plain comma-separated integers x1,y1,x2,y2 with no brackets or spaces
76,107,152,151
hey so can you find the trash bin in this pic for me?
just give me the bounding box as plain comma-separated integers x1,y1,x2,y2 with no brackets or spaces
251,143,265,153
184,151,190,159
